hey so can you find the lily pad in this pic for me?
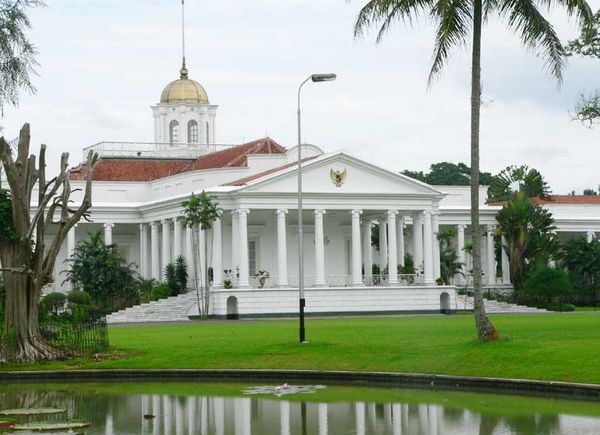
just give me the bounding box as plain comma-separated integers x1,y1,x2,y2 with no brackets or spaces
11,421,90,432
243,384,326,397
0,418,15,428
9,432,84,435
0,408,65,416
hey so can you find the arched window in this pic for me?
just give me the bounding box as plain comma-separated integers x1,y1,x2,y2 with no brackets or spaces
206,121,210,143
188,120,199,144
169,120,179,144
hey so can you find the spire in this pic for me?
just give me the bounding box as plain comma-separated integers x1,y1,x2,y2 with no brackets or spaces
180,0,187,79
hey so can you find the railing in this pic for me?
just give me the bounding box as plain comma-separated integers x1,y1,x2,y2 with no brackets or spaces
82,141,237,160
1,318,109,363
240,274,422,289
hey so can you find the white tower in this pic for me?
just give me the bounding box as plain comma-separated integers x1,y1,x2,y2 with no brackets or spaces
151,1,217,146
151,65,218,145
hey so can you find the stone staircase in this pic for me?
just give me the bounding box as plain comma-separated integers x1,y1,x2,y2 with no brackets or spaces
106,292,198,324
455,294,549,314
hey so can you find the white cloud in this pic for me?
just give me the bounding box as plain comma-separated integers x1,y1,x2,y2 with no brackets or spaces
2,0,599,193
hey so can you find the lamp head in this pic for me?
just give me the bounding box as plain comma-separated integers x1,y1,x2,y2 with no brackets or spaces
311,73,337,82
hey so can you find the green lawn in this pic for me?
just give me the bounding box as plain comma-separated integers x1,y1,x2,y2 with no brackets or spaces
7,313,600,384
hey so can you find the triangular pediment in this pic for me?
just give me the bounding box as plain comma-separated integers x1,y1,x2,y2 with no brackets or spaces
236,152,443,196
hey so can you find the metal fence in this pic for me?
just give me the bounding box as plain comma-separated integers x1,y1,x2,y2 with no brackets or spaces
1,317,109,363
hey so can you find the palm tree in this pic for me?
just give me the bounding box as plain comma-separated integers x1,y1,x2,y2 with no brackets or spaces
489,165,559,292
487,165,551,203
495,191,557,291
353,0,592,341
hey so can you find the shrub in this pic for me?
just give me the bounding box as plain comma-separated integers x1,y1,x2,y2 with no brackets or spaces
524,267,573,304
67,290,92,306
151,283,172,301
40,292,67,318
547,303,576,312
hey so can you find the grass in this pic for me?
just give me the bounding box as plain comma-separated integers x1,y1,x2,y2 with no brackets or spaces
5,313,600,384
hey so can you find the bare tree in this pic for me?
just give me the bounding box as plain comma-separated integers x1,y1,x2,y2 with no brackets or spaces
0,123,98,362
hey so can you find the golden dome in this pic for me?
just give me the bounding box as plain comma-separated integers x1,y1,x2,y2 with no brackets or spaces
160,66,209,104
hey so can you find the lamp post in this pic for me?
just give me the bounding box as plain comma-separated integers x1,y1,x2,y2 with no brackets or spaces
297,73,336,343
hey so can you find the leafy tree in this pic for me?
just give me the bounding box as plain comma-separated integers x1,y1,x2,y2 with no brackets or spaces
354,0,592,341
401,170,427,183
40,292,66,318
402,162,493,186
567,10,600,126
583,187,598,195
487,165,551,203
0,0,43,114
65,231,140,314
0,124,98,363
182,192,222,317
495,191,557,292
562,236,600,304
438,229,463,285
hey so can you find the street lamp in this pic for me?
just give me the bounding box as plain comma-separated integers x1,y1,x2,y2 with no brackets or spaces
297,73,337,343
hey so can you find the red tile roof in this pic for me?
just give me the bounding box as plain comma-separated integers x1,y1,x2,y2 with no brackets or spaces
70,137,287,182
224,156,318,186
69,159,192,182
532,195,600,205
183,137,286,172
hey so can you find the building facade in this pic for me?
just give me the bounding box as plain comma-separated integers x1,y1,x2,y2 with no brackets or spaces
51,65,600,319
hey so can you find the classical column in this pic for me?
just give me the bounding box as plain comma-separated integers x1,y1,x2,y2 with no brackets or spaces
587,231,596,243
173,218,183,260
237,209,250,288
501,235,511,284
318,403,328,435
432,213,441,280
314,209,326,287
212,216,223,288
423,211,434,285
213,397,225,435
457,224,466,284
231,211,239,280
363,221,373,285
355,402,366,435
486,225,496,285
351,209,363,286
104,223,114,246
185,224,194,288
66,224,77,291
161,219,172,279
397,216,405,267
276,209,290,287
387,210,399,285
139,223,147,278
280,401,290,435
151,222,160,281
379,220,388,271
413,213,424,274
392,403,402,435
67,224,77,260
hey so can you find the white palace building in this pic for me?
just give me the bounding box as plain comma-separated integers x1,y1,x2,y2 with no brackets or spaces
53,63,599,321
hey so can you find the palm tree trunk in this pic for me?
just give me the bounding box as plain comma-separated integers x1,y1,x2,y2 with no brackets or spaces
191,224,202,317
470,0,498,341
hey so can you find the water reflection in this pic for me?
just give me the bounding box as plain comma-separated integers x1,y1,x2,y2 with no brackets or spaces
0,386,599,434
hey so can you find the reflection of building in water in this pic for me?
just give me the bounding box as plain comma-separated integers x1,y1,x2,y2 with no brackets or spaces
0,388,598,434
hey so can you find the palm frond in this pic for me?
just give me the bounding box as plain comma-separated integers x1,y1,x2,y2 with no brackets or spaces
354,0,436,41
428,0,472,83
499,0,566,81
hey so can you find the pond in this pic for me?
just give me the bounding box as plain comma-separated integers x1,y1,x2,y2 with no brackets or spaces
1,381,599,434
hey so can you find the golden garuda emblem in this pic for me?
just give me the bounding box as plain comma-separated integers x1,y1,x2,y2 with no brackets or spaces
330,168,347,187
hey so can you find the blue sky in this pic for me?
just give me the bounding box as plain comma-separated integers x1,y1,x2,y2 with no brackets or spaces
2,0,599,193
